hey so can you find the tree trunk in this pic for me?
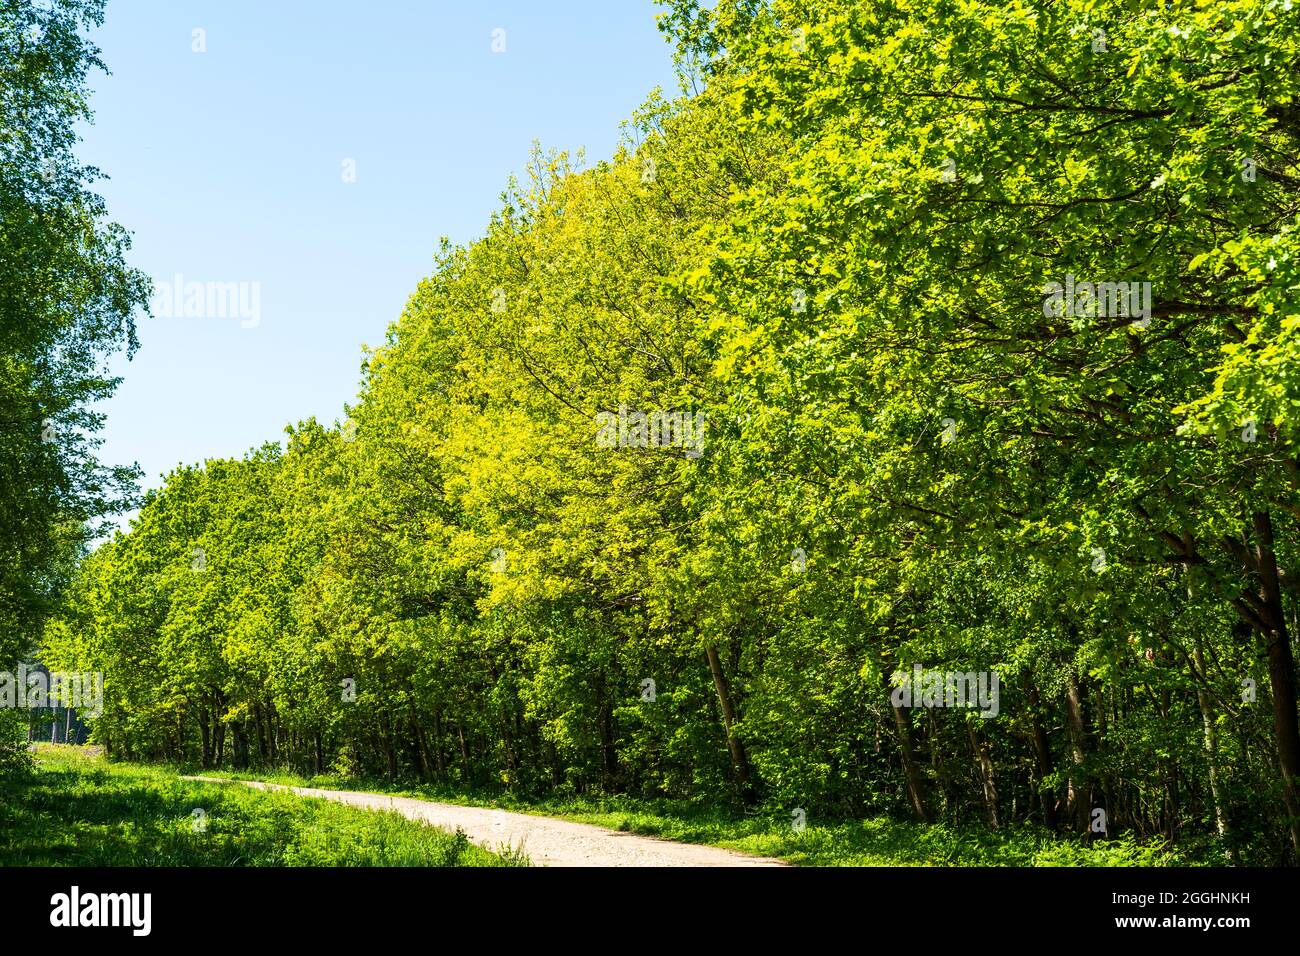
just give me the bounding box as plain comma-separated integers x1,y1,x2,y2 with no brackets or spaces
1025,681,1058,830
1251,511,1300,854
199,709,211,769
432,709,446,777
1192,631,1230,854
457,722,471,781
968,719,999,829
233,722,249,770
1064,669,1094,835
409,711,430,781
705,644,754,800
253,704,268,763
268,704,279,763
595,676,618,790
379,714,398,780
214,711,225,767
884,665,932,823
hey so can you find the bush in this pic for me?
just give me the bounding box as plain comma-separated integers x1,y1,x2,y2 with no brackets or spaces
0,710,34,779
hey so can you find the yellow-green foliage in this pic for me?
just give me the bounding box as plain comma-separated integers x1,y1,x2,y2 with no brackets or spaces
40,0,1300,865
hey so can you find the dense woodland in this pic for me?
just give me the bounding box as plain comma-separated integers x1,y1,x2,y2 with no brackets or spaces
10,0,1300,864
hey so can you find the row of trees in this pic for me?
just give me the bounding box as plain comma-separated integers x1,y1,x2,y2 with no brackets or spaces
45,0,1300,863
1,0,147,765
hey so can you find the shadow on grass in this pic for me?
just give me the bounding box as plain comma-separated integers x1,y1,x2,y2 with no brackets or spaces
0,748,526,867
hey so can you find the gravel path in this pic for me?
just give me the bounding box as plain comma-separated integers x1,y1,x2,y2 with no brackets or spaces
182,776,787,867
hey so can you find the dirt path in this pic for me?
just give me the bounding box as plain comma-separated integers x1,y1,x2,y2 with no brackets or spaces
182,776,787,867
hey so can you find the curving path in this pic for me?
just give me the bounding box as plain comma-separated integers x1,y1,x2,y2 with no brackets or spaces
182,776,788,867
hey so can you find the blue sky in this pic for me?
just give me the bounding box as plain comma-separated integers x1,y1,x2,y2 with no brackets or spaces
79,1,681,514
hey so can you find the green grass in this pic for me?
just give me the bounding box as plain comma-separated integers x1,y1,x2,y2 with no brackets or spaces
183,764,1196,866
0,746,528,867
10,749,1197,866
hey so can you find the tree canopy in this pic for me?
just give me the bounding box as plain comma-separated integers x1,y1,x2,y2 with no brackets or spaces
1,0,147,666
43,0,1300,864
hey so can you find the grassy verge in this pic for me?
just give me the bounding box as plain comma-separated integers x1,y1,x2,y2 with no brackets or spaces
0,746,527,867
184,764,1199,866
